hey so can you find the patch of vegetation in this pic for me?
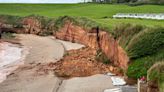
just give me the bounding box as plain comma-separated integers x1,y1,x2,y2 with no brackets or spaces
113,23,144,49
160,82,164,92
113,23,164,58
96,18,164,30
0,15,23,27
1,32,15,39
127,48,164,79
96,49,111,64
114,23,164,80
147,62,164,92
126,27,164,59
54,16,102,31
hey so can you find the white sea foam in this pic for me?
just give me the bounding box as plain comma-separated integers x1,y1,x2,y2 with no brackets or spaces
0,42,28,83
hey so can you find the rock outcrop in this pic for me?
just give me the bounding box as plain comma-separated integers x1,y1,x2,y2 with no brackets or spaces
55,22,129,69
22,17,42,34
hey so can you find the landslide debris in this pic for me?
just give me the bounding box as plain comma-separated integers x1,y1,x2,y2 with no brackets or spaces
36,47,122,78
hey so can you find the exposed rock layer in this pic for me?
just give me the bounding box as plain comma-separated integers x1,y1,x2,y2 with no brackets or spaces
55,23,129,69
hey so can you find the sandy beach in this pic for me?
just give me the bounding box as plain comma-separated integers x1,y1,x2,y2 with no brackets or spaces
0,34,122,92
0,34,66,92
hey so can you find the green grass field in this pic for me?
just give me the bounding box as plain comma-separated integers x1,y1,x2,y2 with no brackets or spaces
0,3,164,29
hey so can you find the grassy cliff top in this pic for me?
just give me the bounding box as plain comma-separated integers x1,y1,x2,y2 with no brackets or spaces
0,4,163,18
0,4,163,29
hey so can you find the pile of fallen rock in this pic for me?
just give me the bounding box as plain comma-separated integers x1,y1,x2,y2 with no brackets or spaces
36,47,122,78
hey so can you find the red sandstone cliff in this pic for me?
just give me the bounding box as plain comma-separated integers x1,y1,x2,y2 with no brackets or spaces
55,22,129,69
0,18,129,69
0,17,42,34
22,17,42,34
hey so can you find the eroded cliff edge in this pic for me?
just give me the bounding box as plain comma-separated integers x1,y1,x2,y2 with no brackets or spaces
55,22,129,69
0,15,129,70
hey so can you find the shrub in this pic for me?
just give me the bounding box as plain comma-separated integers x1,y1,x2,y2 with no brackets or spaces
127,48,164,79
113,23,144,49
126,27,164,59
0,15,23,27
147,62,164,92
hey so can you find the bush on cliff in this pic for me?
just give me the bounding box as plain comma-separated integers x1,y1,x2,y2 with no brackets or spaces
126,27,164,59
114,24,164,59
147,62,164,92
0,15,23,27
127,48,164,79
114,24,164,79
113,23,144,49
114,24,164,57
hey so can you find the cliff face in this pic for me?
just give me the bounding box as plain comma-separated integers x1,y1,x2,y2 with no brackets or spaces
22,17,42,34
55,22,129,69
0,17,42,34
0,17,129,69
55,22,98,49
